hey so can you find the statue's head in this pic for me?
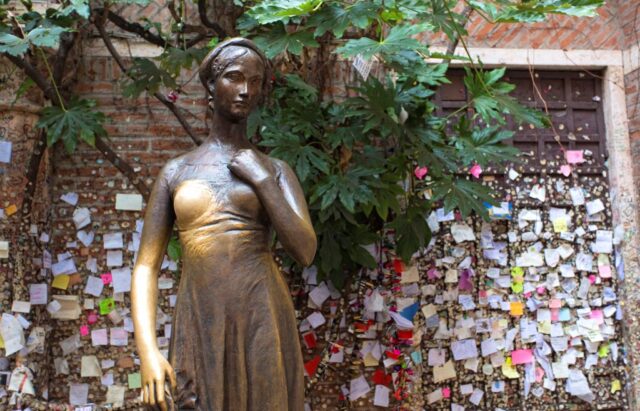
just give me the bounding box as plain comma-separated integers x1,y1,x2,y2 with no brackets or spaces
198,38,272,122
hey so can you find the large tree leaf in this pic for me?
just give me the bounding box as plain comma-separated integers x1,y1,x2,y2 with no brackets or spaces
0,33,29,56
247,0,323,24
122,58,177,98
27,26,69,48
36,98,107,153
335,24,429,60
308,2,378,38
469,0,604,23
253,24,319,58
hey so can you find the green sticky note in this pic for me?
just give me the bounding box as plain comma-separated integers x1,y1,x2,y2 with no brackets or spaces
128,372,142,389
99,297,115,315
598,344,609,358
511,282,524,294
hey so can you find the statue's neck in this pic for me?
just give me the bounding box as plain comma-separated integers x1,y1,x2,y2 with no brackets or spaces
206,111,249,148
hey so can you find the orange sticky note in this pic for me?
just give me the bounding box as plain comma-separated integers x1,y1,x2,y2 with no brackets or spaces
510,302,524,316
52,274,70,290
511,349,533,365
5,204,17,216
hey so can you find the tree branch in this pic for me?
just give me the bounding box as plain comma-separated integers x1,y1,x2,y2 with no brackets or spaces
97,8,173,48
52,31,78,84
20,128,47,223
94,12,204,145
3,53,57,102
444,5,474,61
197,0,227,39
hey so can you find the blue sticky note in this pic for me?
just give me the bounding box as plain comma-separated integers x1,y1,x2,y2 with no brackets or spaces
559,308,571,322
400,302,420,321
411,350,422,365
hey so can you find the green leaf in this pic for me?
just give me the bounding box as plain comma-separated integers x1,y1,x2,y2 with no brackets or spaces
469,0,604,23
110,0,154,4
389,202,432,263
253,24,319,58
0,33,29,56
308,3,378,38
11,77,35,105
247,0,323,24
27,26,69,48
348,244,377,269
36,98,107,154
167,236,182,263
336,24,429,60
284,74,318,99
159,47,208,77
122,58,177,98
56,0,90,19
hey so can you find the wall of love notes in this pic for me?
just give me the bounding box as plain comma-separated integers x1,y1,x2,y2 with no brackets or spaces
295,70,631,410
0,51,639,411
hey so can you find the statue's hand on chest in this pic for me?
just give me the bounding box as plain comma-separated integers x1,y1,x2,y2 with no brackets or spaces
228,148,277,188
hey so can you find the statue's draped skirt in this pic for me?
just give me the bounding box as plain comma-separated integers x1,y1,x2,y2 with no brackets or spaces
166,167,304,411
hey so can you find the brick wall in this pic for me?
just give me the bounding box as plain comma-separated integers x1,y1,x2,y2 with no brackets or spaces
1,1,639,409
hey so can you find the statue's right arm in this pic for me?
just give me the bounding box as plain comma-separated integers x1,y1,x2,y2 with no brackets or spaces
131,163,177,411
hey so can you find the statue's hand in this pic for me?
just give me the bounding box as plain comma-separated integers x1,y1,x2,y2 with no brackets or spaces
228,148,276,187
141,349,176,411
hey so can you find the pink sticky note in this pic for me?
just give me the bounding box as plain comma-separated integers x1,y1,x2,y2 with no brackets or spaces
549,298,562,309
588,274,597,284
427,268,440,280
80,325,89,336
87,312,98,324
551,308,560,322
535,367,544,383
511,349,534,365
565,150,584,164
598,265,612,279
101,273,112,285
590,310,604,325
442,387,451,398
560,165,572,176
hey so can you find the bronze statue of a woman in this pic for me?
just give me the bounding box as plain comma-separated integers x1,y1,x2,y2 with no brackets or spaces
131,38,317,411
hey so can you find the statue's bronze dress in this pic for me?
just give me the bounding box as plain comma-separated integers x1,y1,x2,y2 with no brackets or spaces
162,154,305,410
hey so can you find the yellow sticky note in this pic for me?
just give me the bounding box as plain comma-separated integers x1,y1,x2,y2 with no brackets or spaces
538,320,551,334
52,275,70,290
433,360,456,383
5,204,17,216
501,357,519,379
363,352,379,367
510,302,524,316
0,333,5,348
553,218,568,233
611,379,621,394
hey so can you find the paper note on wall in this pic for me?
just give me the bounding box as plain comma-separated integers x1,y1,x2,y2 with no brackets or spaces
116,194,143,211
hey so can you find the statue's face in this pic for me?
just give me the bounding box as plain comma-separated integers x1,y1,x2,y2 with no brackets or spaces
212,49,265,122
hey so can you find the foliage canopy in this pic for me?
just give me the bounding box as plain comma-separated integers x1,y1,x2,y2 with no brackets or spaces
0,0,605,286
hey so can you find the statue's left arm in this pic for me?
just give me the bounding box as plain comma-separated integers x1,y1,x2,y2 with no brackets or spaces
229,149,317,266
